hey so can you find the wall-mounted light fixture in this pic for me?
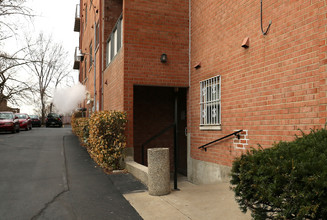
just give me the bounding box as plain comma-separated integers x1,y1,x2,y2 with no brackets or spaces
160,53,167,63
105,80,108,85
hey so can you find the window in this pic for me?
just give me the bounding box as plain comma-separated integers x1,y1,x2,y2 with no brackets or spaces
106,15,123,66
84,58,87,81
113,29,118,55
89,42,93,69
117,18,122,49
85,4,87,28
200,75,221,130
106,39,111,66
111,28,116,60
95,22,99,48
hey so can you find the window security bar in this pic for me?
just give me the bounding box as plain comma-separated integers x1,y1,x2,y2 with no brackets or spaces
198,130,243,152
200,75,221,126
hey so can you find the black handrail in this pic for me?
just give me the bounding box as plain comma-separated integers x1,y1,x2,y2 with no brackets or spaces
141,123,175,165
198,130,243,152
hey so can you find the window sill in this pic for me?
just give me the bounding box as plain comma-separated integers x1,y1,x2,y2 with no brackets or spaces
200,125,222,131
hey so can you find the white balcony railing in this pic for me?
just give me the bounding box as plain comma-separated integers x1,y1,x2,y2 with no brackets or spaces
73,47,82,70
74,4,80,32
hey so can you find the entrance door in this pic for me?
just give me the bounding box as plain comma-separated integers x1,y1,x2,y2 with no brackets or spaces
133,86,187,176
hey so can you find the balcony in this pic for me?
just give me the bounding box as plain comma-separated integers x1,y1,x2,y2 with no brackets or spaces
74,4,80,32
73,47,82,70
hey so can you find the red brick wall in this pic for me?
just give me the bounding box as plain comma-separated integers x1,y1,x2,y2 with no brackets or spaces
190,0,327,166
103,49,124,111
103,0,123,65
123,0,189,150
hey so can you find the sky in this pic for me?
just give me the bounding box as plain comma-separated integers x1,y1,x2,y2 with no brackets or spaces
5,0,80,114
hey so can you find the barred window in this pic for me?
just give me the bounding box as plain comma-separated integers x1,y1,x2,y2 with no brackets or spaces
200,75,221,129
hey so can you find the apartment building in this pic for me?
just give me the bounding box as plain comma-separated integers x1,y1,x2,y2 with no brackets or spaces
74,0,327,184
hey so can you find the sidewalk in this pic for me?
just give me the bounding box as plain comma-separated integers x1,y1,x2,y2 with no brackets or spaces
123,176,251,220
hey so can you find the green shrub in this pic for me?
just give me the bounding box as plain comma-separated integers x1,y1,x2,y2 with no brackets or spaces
230,128,327,219
88,111,127,170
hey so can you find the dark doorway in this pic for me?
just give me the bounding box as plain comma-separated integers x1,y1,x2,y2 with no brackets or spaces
133,86,187,176
176,88,187,176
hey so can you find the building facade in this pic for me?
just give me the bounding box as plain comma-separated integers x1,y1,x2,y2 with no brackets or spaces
74,0,327,184
0,97,20,113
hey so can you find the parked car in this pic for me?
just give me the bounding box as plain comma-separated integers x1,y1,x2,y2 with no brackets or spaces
15,113,32,131
0,112,20,133
30,115,41,127
46,113,63,127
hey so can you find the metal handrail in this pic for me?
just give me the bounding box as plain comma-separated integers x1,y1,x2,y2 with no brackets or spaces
141,123,175,165
198,130,243,152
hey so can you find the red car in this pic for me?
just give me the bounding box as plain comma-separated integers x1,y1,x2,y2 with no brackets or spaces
15,113,32,131
0,112,20,133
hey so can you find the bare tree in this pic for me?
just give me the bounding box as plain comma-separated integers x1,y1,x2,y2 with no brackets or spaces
0,0,32,42
0,0,34,108
24,33,74,123
0,50,32,105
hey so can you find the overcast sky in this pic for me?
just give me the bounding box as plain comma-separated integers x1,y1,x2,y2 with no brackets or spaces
6,0,80,114
25,0,79,52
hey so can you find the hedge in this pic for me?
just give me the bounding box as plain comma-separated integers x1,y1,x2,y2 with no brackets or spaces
87,111,127,170
230,128,327,219
71,112,89,144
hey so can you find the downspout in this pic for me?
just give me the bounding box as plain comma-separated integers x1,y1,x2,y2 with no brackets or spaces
90,0,97,112
189,0,191,88
187,0,192,179
93,19,97,112
101,0,104,110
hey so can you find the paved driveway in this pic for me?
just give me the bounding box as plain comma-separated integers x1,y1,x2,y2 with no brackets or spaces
0,127,144,220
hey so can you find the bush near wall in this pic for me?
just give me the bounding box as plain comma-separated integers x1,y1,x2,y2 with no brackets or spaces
71,112,89,145
88,111,127,170
230,128,327,219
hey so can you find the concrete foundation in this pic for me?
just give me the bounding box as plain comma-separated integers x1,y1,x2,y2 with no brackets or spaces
147,148,170,196
188,157,231,184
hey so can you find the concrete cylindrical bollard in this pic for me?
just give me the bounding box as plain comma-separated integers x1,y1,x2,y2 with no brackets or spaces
148,148,170,196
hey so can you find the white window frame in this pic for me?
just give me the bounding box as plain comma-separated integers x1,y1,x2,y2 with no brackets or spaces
106,15,123,66
106,39,111,66
113,29,118,55
200,75,221,130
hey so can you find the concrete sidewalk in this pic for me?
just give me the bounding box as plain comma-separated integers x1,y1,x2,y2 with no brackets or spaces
123,177,251,220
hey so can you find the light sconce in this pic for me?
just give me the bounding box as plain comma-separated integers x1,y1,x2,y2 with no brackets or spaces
105,80,108,85
160,53,167,63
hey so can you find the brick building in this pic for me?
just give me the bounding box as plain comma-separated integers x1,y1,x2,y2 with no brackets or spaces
74,0,327,184
0,97,20,113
